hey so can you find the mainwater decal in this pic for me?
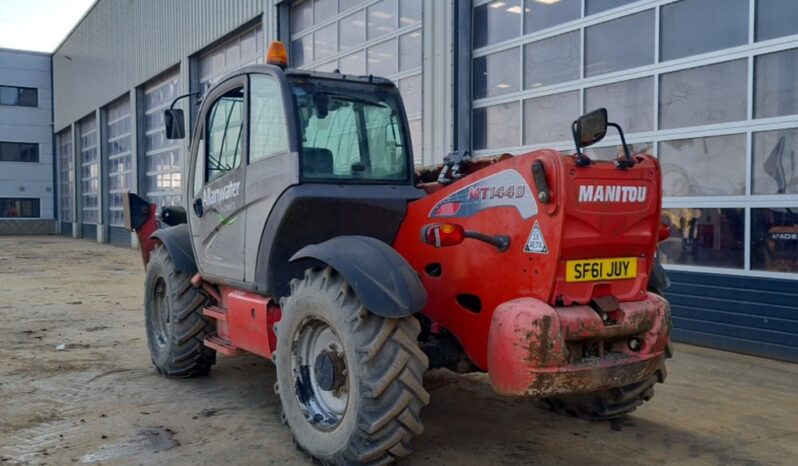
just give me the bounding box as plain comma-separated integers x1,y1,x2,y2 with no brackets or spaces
203,180,241,208
429,169,537,219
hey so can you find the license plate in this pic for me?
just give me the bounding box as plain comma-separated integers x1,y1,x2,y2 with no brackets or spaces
566,257,637,283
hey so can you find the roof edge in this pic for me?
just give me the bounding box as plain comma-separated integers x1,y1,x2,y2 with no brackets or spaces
52,0,101,54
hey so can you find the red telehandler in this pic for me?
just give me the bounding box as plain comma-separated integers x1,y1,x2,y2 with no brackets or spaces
124,42,672,465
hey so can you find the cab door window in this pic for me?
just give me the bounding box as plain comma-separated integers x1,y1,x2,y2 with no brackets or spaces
249,75,289,161
206,86,244,182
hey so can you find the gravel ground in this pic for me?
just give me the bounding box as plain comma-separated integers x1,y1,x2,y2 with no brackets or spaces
1,236,797,466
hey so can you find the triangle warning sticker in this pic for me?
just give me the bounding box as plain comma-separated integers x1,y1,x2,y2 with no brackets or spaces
524,220,548,254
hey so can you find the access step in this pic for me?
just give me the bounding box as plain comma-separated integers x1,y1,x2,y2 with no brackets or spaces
204,334,237,356
203,305,228,322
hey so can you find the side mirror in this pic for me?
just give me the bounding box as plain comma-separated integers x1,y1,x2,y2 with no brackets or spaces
164,108,185,140
573,107,608,149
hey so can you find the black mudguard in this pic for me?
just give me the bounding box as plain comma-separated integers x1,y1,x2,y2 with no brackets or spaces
290,236,427,318
151,224,198,275
649,250,671,293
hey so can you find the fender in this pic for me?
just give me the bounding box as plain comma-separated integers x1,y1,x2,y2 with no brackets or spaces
151,224,198,275
290,236,427,318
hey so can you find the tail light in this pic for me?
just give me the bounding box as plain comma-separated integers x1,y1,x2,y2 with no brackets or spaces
422,223,465,248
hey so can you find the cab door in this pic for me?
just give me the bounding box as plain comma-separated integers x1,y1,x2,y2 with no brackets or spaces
188,76,247,281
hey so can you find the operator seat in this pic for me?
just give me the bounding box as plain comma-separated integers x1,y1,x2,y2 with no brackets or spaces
303,148,334,176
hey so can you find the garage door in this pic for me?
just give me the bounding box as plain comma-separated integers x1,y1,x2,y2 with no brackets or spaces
198,24,264,96
78,113,99,239
105,95,133,246
143,71,183,208
57,128,74,236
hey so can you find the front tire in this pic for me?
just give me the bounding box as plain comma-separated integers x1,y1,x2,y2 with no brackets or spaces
275,266,429,465
144,244,216,377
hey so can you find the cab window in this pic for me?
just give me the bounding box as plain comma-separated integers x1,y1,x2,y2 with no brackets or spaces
250,75,289,161
206,86,244,183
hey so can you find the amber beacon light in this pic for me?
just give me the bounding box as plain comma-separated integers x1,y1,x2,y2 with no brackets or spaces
266,41,288,68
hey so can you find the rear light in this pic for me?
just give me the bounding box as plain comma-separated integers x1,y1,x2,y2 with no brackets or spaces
422,223,465,248
657,223,671,242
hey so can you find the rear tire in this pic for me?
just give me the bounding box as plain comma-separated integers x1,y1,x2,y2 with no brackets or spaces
543,364,666,421
144,244,215,377
275,266,429,465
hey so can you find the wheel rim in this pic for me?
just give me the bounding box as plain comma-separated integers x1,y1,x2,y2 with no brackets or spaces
151,277,170,347
291,318,349,430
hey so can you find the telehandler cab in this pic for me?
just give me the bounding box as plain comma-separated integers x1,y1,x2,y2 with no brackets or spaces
124,41,672,465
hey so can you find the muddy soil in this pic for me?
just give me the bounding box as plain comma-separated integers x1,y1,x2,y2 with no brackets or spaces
1,236,797,465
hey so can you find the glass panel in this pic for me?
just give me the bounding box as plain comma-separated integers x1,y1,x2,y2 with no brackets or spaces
250,76,289,161
399,31,422,71
367,0,398,40
473,0,522,49
752,128,798,195
399,75,422,117
585,10,654,77
586,0,637,15
206,87,244,182
400,0,422,26
17,88,37,107
367,39,398,77
314,60,339,72
0,142,39,162
339,0,364,12
473,102,521,151
524,31,580,89
754,48,798,119
585,77,654,134
660,0,748,62
314,23,338,61
340,51,366,75
585,142,654,161
292,35,312,67
524,0,580,34
756,0,798,42
314,0,336,20
658,134,746,197
523,90,579,145
660,208,745,269
0,199,40,218
751,207,798,272
659,60,748,129
291,0,313,34
340,10,366,51
291,80,409,181
473,47,520,100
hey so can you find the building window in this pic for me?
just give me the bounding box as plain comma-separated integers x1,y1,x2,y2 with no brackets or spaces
585,77,654,134
755,0,798,42
659,134,747,197
660,208,745,270
0,85,37,107
659,60,748,130
586,0,638,16
752,128,798,195
0,198,40,218
659,0,748,62
751,207,798,273
473,0,521,49
524,0,580,34
473,102,520,151
754,48,798,119
584,10,654,77
523,90,579,145
473,48,520,99
524,31,580,89
0,142,39,162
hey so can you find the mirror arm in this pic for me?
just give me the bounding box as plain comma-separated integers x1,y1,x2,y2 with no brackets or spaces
170,91,201,111
607,122,635,169
571,120,592,167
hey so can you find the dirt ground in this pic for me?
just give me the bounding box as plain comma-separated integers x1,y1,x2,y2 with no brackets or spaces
1,236,797,466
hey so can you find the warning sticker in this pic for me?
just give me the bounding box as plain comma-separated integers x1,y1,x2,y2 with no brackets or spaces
524,221,548,254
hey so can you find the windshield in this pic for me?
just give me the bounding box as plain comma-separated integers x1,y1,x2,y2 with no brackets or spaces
291,81,410,182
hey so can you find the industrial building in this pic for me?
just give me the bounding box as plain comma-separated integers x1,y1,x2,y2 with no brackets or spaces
1,0,796,361
0,48,54,235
